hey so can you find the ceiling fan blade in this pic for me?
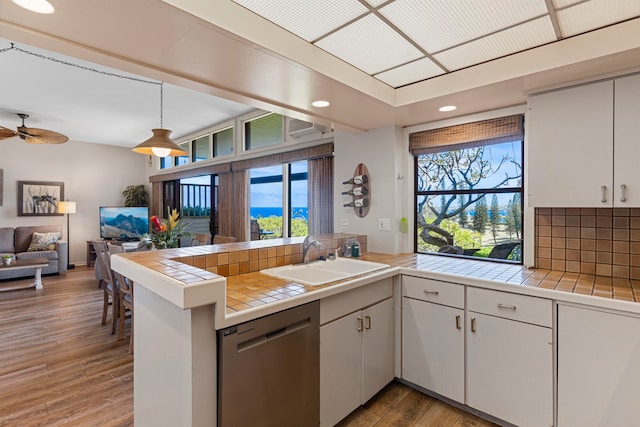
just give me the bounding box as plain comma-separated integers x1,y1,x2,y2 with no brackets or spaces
21,127,69,144
0,125,18,140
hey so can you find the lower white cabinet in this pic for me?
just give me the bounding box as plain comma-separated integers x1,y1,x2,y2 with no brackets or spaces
320,297,394,426
466,312,553,427
558,304,640,426
401,276,465,403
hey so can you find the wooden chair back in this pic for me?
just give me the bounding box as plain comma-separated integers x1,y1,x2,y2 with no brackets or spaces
213,235,237,244
191,233,212,246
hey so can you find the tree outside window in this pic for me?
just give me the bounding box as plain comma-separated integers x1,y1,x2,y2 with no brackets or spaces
415,140,523,262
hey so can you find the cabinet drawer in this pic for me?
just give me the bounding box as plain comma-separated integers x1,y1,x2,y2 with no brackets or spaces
402,276,464,309
467,287,551,327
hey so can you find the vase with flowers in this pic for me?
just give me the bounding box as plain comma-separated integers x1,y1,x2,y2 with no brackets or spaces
149,207,192,249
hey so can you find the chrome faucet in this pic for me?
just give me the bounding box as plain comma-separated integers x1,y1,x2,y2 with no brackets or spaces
302,235,322,264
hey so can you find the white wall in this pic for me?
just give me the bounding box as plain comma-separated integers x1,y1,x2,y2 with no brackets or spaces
333,126,408,254
0,139,150,265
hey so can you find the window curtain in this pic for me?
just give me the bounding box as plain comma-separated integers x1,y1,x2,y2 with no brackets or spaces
307,157,334,235
217,172,233,238
409,115,524,155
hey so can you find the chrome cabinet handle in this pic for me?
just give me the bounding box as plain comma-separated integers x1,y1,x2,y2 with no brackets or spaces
620,184,627,203
423,290,439,295
455,314,461,330
471,317,476,333
365,315,372,330
601,185,607,203
357,316,363,332
497,303,517,310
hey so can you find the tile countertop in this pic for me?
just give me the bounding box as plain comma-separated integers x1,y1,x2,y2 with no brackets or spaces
113,237,640,327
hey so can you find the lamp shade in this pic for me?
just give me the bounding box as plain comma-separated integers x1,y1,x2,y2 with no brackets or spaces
58,201,76,214
132,128,187,158
11,0,54,14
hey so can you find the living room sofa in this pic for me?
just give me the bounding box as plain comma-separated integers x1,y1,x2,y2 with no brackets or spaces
0,225,68,280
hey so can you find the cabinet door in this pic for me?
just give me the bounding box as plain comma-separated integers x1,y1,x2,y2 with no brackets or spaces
320,313,362,427
402,298,464,403
362,298,394,403
467,312,552,427
527,81,613,207
558,305,640,426
614,74,640,206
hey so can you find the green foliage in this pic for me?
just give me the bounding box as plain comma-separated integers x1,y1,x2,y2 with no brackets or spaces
505,193,522,240
490,194,500,244
122,185,149,207
457,195,468,228
255,216,309,239
182,205,211,217
417,219,481,252
472,247,492,258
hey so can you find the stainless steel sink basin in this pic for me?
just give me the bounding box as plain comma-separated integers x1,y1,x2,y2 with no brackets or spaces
260,258,390,286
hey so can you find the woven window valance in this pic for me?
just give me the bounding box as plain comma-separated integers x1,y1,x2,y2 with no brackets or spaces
409,114,524,156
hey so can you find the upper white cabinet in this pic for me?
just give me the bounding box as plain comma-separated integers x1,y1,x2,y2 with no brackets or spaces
527,74,640,207
558,304,640,426
527,80,613,207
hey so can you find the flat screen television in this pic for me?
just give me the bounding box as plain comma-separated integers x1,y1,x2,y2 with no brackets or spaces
99,206,149,241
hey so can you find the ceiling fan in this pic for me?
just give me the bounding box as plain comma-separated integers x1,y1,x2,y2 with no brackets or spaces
0,113,68,144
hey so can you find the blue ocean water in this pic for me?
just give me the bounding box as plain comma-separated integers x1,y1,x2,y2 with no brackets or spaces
251,207,308,220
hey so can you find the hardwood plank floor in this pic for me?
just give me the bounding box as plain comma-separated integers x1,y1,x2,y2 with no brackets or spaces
1,267,496,427
0,267,132,427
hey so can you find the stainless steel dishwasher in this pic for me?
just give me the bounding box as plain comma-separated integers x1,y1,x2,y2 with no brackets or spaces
218,301,319,427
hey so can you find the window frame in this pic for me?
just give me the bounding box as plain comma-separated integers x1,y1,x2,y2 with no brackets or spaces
414,140,525,263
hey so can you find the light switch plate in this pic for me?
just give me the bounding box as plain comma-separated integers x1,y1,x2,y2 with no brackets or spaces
340,219,349,226
379,218,391,231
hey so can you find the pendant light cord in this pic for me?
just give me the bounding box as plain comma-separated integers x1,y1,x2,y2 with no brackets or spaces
1,42,165,127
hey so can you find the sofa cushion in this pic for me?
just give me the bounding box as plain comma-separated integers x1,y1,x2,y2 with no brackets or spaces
17,250,59,261
0,228,15,253
15,225,62,253
27,231,62,251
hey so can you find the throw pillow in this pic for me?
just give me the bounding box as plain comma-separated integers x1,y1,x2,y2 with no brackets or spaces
27,231,62,252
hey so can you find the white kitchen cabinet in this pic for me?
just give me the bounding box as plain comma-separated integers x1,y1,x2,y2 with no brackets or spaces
528,74,640,207
320,297,394,426
558,304,640,426
401,276,465,403
613,74,640,206
527,80,613,207
466,288,553,427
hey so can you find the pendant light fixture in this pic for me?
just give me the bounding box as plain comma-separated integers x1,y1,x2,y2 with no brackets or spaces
11,0,55,14
132,82,187,158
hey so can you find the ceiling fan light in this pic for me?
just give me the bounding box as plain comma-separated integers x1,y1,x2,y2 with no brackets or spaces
11,0,55,14
132,128,187,158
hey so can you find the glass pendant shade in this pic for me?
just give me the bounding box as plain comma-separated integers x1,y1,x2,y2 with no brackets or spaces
132,128,187,158
11,0,54,14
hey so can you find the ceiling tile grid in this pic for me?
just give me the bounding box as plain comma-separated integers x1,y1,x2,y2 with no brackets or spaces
314,13,424,74
374,57,445,87
434,16,557,71
556,0,640,37
379,0,549,53
231,0,640,89
231,0,368,42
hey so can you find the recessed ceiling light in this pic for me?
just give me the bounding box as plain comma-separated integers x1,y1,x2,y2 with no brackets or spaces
439,105,457,112
312,100,330,108
11,0,55,14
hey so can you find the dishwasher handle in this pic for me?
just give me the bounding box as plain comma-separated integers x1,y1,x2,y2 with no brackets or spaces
237,318,312,352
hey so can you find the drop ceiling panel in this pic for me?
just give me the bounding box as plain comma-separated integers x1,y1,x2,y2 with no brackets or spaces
379,0,549,53
315,13,424,75
374,58,445,88
434,17,556,71
553,0,588,8
556,0,640,37
231,0,368,42
364,0,388,7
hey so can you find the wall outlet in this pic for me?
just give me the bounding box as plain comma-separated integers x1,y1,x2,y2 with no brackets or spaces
379,218,391,231
340,219,349,226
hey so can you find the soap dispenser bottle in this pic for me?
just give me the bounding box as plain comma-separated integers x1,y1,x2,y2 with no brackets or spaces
351,238,360,257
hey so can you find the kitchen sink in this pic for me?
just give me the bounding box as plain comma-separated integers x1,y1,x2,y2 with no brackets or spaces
260,258,390,286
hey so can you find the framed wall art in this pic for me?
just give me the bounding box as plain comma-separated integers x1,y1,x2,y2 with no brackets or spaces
17,181,64,216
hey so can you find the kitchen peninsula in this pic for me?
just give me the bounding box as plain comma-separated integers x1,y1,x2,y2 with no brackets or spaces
111,234,640,427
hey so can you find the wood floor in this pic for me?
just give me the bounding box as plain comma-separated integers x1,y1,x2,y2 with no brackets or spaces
338,382,499,427
0,267,496,427
0,267,132,427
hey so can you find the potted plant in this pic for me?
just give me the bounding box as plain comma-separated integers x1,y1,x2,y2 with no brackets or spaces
122,184,149,207
2,255,12,266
